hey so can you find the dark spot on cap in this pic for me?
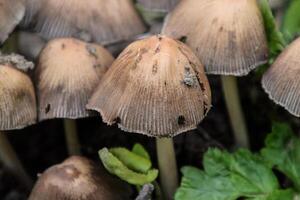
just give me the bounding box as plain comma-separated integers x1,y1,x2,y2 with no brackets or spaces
157,36,162,41
179,36,187,43
114,117,121,123
155,45,161,54
45,104,51,114
199,82,205,92
61,43,66,49
152,60,158,74
178,115,185,125
164,81,167,86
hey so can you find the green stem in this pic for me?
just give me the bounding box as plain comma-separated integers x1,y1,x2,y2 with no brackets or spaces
156,138,178,200
221,76,250,148
0,131,32,189
63,119,81,155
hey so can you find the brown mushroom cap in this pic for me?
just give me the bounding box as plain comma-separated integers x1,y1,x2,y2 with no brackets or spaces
36,38,114,121
137,0,179,12
87,35,211,137
162,0,268,76
29,156,131,200
22,0,146,45
262,37,300,117
0,0,25,44
0,63,36,130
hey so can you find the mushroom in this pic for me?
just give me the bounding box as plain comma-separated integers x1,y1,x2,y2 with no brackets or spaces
162,0,269,148
137,0,179,12
29,156,132,200
87,35,212,199
22,0,146,45
0,0,25,44
35,38,114,155
0,53,36,188
262,37,300,117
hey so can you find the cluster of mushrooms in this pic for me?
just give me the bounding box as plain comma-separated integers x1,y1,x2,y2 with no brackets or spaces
0,0,297,199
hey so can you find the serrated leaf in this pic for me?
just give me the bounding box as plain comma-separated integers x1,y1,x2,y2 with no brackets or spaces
175,148,289,200
258,0,286,59
261,123,300,191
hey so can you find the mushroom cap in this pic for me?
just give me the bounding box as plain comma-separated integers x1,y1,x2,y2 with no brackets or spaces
0,0,25,43
29,156,131,200
137,0,179,12
87,35,211,137
262,37,300,117
0,64,36,130
22,0,146,45
162,0,268,76
36,38,114,121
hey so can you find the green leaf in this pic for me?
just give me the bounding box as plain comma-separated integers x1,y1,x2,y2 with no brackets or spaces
258,0,286,59
175,148,290,200
99,148,158,186
261,123,300,191
132,143,151,160
110,147,152,173
282,0,300,42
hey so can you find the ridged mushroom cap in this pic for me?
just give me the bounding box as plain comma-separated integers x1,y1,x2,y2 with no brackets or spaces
262,37,300,117
22,0,146,45
29,156,131,200
137,0,179,12
87,35,211,137
162,0,268,76
0,54,36,129
35,38,114,121
0,0,25,43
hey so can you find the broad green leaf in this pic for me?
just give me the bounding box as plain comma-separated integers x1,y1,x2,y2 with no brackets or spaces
110,147,152,173
261,123,300,191
132,143,151,160
99,148,158,186
175,148,288,200
282,0,300,42
258,0,286,59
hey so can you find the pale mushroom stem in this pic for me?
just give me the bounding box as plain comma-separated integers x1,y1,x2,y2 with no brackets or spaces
0,131,32,188
221,76,249,148
63,119,81,155
156,138,178,199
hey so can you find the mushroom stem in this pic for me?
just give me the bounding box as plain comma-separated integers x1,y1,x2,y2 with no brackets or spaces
221,76,249,148
156,138,178,199
63,119,81,155
0,131,32,189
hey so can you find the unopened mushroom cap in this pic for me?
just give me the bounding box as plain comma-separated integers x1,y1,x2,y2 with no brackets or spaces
0,0,25,43
87,35,211,137
23,0,146,45
0,62,36,130
137,0,179,12
36,38,114,121
162,0,268,76
262,37,300,117
29,156,131,200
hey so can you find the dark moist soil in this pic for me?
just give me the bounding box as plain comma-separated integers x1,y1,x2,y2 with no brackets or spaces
1,73,300,199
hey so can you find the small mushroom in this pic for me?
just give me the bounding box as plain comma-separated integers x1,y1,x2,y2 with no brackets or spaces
29,156,132,200
0,53,36,188
0,0,25,44
35,38,114,155
137,0,179,12
22,0,146,45
262,37,300,117
87,35,211,199
162,0,269,148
